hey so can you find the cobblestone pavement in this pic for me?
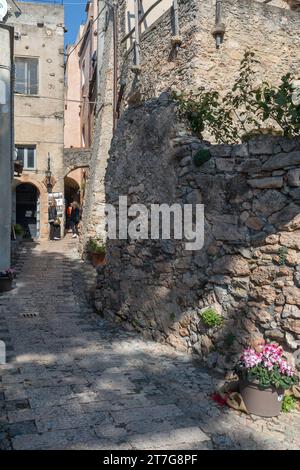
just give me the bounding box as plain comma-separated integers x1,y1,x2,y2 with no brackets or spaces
0,238,299,450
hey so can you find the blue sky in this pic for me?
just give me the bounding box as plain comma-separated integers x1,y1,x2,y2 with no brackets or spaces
18,0,87,47
63,1,87,46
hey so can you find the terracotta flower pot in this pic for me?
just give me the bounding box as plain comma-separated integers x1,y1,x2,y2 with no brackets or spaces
0,277,13,292
239,379,284,417
91,252,106,268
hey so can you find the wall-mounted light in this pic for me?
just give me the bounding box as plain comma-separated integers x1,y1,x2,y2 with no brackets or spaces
45,153,53,193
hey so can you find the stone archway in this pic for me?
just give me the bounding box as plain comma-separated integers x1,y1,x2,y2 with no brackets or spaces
63,148,91,177
16,183,39,239
64,175,80,205
13,176,49,240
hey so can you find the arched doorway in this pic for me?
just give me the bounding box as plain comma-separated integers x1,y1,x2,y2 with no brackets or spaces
16,183,40,239
64,175,80,231
64,176,80,205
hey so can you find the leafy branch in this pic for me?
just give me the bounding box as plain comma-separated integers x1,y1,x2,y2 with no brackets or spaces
173,51,300,144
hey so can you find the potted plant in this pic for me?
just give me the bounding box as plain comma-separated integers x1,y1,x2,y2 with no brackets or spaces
14,224,24,242
86,237,106,267
0,268,16,292
235,342,299,417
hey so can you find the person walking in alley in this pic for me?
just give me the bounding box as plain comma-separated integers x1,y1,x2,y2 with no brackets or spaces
70,201,80,238
48,199,61,241
66,202,72,231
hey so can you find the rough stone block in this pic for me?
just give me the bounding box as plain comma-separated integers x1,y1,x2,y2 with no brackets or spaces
215,158,235,172
209,145,232,158
262,151,300,171
247,177,283,189
288,169,300,187
249,136,275,155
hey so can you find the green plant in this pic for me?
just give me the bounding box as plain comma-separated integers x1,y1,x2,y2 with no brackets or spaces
282,395,297,413
201,308,223,328
86,237,106,255
193,149,211,167
173,51,300,143
14,224,24,236
278,246,288,265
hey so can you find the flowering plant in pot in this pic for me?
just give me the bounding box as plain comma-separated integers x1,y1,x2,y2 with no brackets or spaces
0,269,16,292
86,237,106,267
235,342,299,417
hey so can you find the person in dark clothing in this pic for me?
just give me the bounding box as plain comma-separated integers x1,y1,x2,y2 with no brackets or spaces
66,203,72,231
70,201,80,238
48,199,61,240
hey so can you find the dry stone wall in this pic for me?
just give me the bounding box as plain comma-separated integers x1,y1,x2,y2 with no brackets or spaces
95,96,300,371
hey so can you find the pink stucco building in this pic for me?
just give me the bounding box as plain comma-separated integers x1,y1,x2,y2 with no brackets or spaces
64,0,98,150
64,1,98,207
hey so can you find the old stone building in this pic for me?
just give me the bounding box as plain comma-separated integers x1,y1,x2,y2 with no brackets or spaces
118,0,300,108
8,1,65,240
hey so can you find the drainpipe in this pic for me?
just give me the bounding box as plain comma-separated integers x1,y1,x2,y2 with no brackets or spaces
132,0,141,74
212,0,226,49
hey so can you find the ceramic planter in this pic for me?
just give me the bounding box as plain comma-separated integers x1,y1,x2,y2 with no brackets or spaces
0,277,13,292
91,252,106,268
239,379,284,417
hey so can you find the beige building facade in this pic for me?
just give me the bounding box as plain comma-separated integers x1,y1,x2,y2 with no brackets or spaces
8,1,65,240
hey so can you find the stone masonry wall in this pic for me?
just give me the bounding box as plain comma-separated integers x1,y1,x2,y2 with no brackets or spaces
82,0,300,250
80,8,114,252
95,96,300,371
119,0,300,108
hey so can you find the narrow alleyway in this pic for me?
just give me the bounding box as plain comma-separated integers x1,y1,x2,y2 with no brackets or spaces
0,238,299,450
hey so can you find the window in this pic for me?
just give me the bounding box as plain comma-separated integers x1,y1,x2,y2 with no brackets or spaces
16,146,36,170
15,57,38,95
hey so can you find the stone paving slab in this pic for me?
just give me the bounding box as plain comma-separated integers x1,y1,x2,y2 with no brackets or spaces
0,238,299,450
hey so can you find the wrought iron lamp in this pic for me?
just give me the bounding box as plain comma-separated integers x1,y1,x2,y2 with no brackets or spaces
45,153,53,193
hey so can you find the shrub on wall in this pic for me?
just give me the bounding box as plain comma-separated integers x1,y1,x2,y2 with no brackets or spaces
200,307,223,328
173,51,300,144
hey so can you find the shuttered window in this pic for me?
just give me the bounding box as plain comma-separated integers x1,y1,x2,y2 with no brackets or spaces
15,57,38,95
16,146,36,170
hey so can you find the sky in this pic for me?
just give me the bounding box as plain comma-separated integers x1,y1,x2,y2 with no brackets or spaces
63,0,87,46
17,0,87,47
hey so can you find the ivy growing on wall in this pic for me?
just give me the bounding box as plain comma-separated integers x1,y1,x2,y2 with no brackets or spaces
173,51,300,144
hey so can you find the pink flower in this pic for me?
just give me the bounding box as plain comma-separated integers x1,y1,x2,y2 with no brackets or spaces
262,359,274,370
278,358,295,377
239,342,296,378
240,348,262,368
